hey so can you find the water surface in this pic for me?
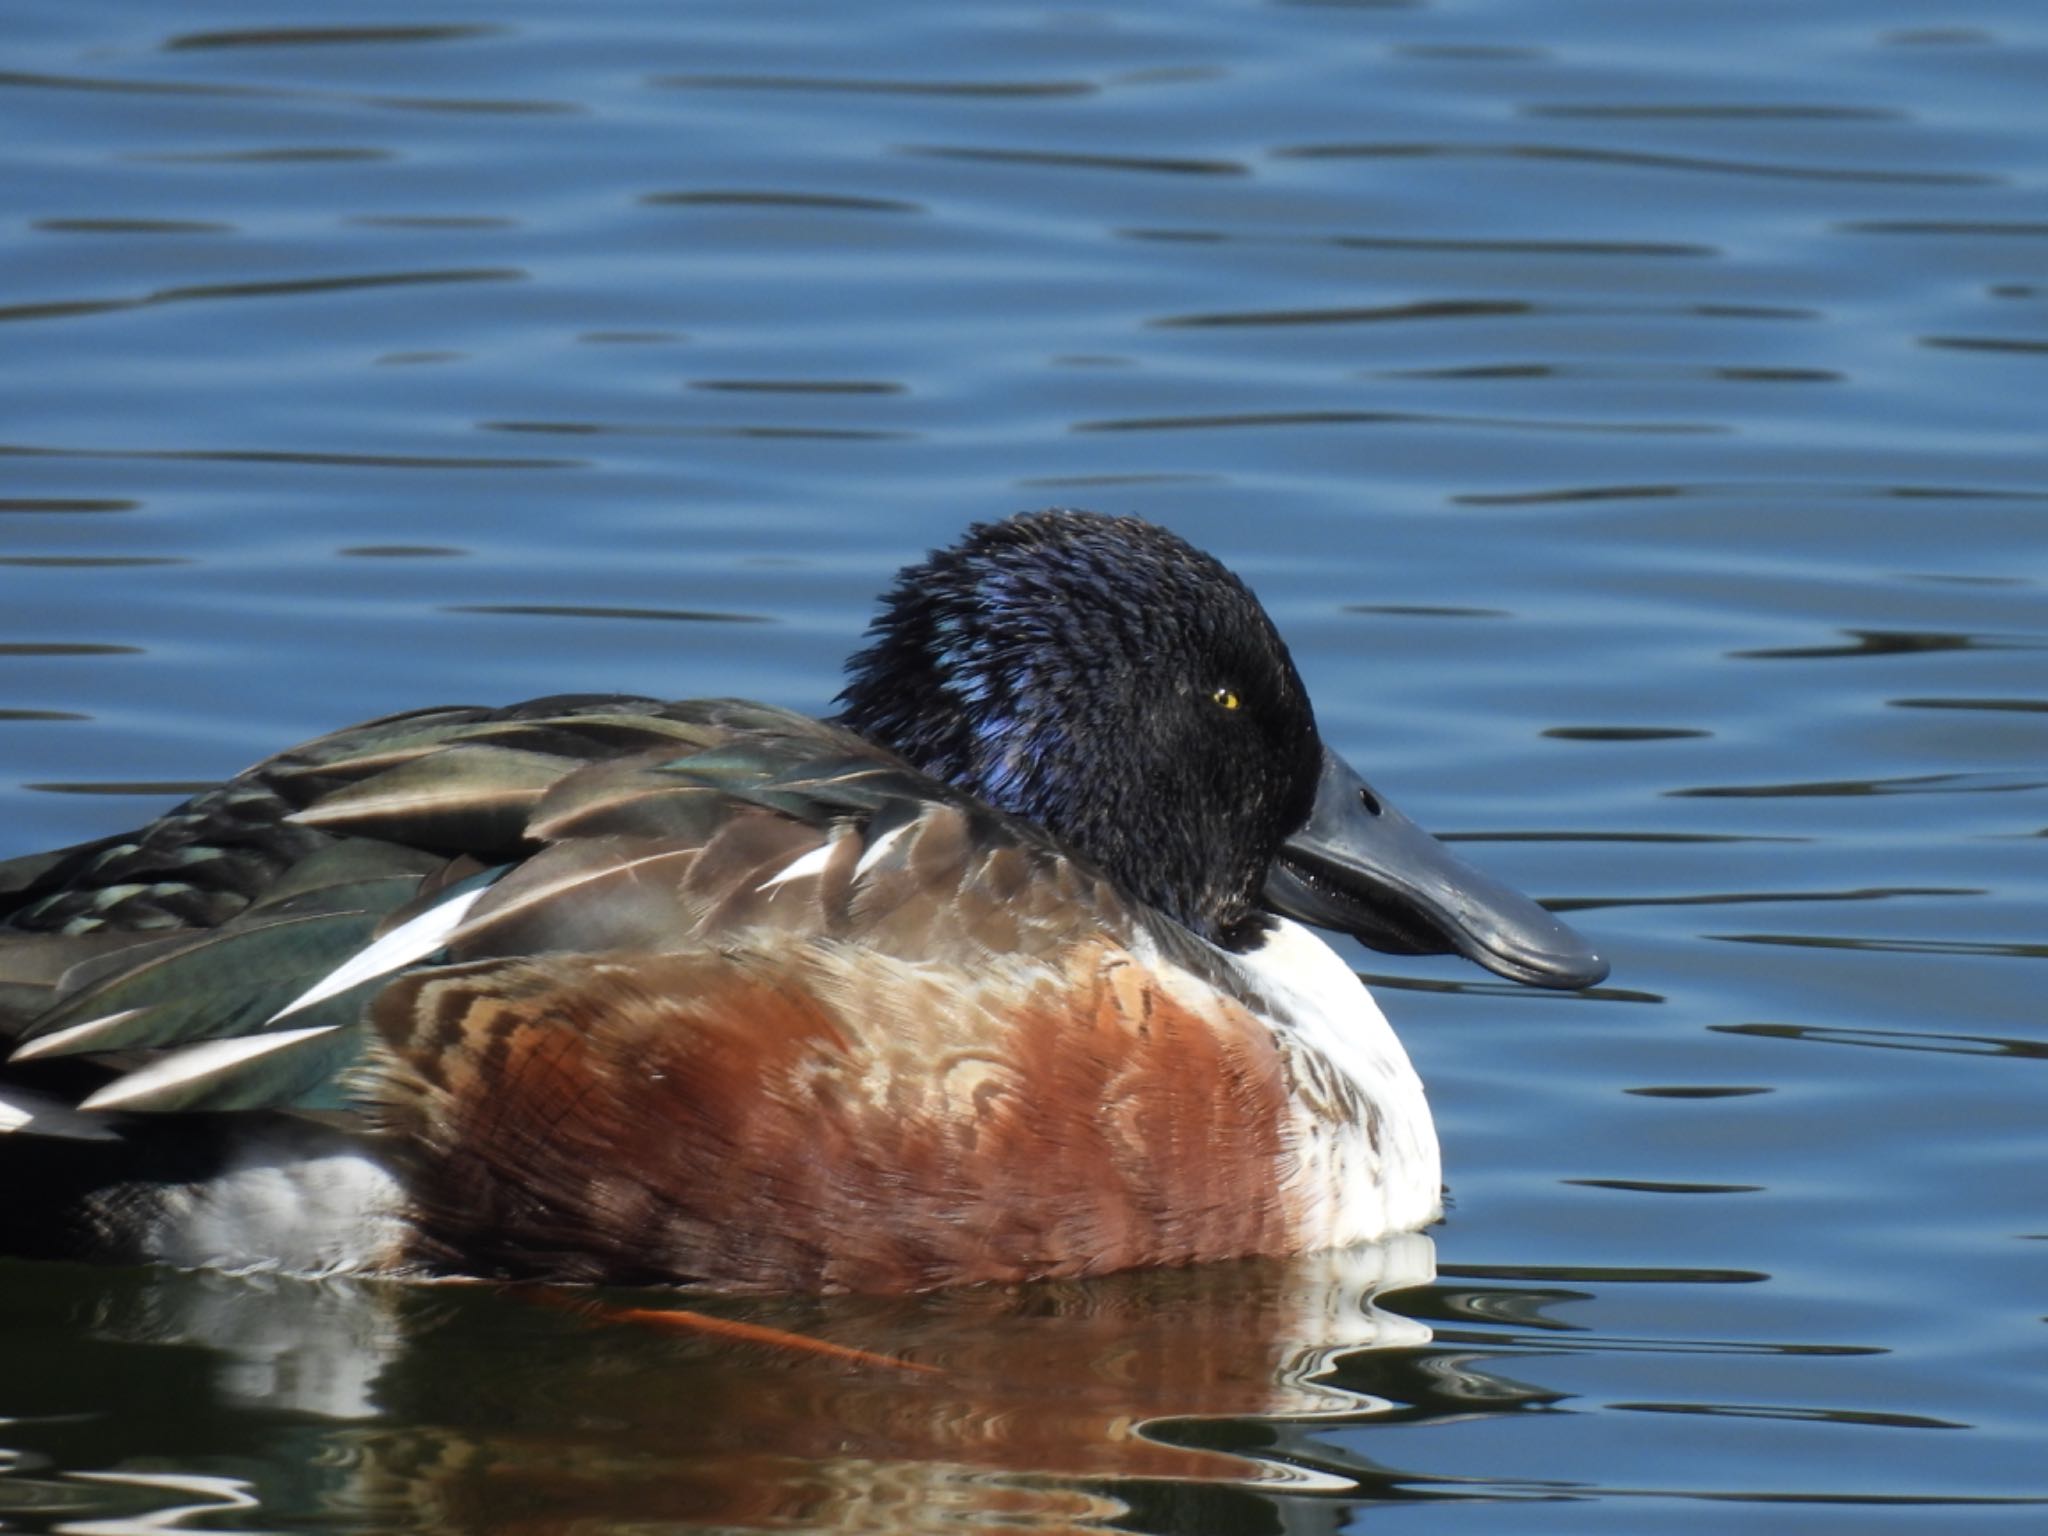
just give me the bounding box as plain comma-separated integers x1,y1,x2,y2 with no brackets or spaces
3,0,2046,1530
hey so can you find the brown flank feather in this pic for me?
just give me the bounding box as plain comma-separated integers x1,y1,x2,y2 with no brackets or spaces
370,938,1305,1292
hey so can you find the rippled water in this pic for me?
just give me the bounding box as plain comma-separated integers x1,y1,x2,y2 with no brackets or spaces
4,0,2046,1530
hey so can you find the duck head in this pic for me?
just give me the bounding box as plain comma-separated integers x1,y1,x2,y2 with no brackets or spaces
836,509,1605,989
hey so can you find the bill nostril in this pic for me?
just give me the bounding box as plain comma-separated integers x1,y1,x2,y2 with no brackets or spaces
1357,786,1382,816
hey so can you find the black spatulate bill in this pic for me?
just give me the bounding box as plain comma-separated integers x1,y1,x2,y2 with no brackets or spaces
1265,749,1607,991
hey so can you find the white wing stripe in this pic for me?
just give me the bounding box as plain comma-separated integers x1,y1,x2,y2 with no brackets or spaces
756,841,836,892
267,886,489,1024
853,822,910,880
9,1008,150,1064
78,1023,342,1114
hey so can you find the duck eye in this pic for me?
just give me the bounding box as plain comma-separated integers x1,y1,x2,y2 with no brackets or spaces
1211,686,1240,711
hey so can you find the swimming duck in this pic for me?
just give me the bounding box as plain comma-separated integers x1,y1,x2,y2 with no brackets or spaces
0,510,1603,1291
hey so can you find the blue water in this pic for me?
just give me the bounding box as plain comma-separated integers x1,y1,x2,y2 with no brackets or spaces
4,0,2046,1530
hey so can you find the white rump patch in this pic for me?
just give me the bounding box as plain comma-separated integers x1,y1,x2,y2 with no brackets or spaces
146,1138,408,1281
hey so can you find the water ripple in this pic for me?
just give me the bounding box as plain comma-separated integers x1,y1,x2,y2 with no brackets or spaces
1844,220,2048,238
0,68,269,99
641,189,923,214
1526,103,1908,122
904,144,1249,176
35,218,232,235
1122,228,1718,258
1715,1021,2048,1058
1890,696,2048,713
1732,628,2046,659
1923,334,2048,355
0,443,579,470
1551,886,1979,913
350,214,518,229
1447,831,1810,845
367,95,579,116
1074,409,1723,436
1154,298,1530,328
0,498,139,514
3,66,567,118
1439,1264,1770,1285
1543,726,1709,741
0,643,140,658
690,379,905,395
1273,141,1998,187
1015,471,1221,488
1457,480,2048,508
163,24,501,50
136,146,393,164
480,420,911,442
1348,603,1511,619
1565,1180,1765,1196
658,74,1096,99
1673,772,2048,798
0,556,187,569
1711,936,2048,963
447,604,773,625
1611,1401,1967,1432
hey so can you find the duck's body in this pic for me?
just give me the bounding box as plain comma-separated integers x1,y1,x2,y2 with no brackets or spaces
0,512,1600,1291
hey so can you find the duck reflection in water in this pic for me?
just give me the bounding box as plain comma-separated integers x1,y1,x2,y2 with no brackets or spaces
18,1238,1471,1533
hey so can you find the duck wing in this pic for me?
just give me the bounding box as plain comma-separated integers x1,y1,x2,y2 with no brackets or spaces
1,694,1212,1127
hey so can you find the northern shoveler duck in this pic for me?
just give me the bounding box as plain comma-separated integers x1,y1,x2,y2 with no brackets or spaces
0,510,1603,1292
